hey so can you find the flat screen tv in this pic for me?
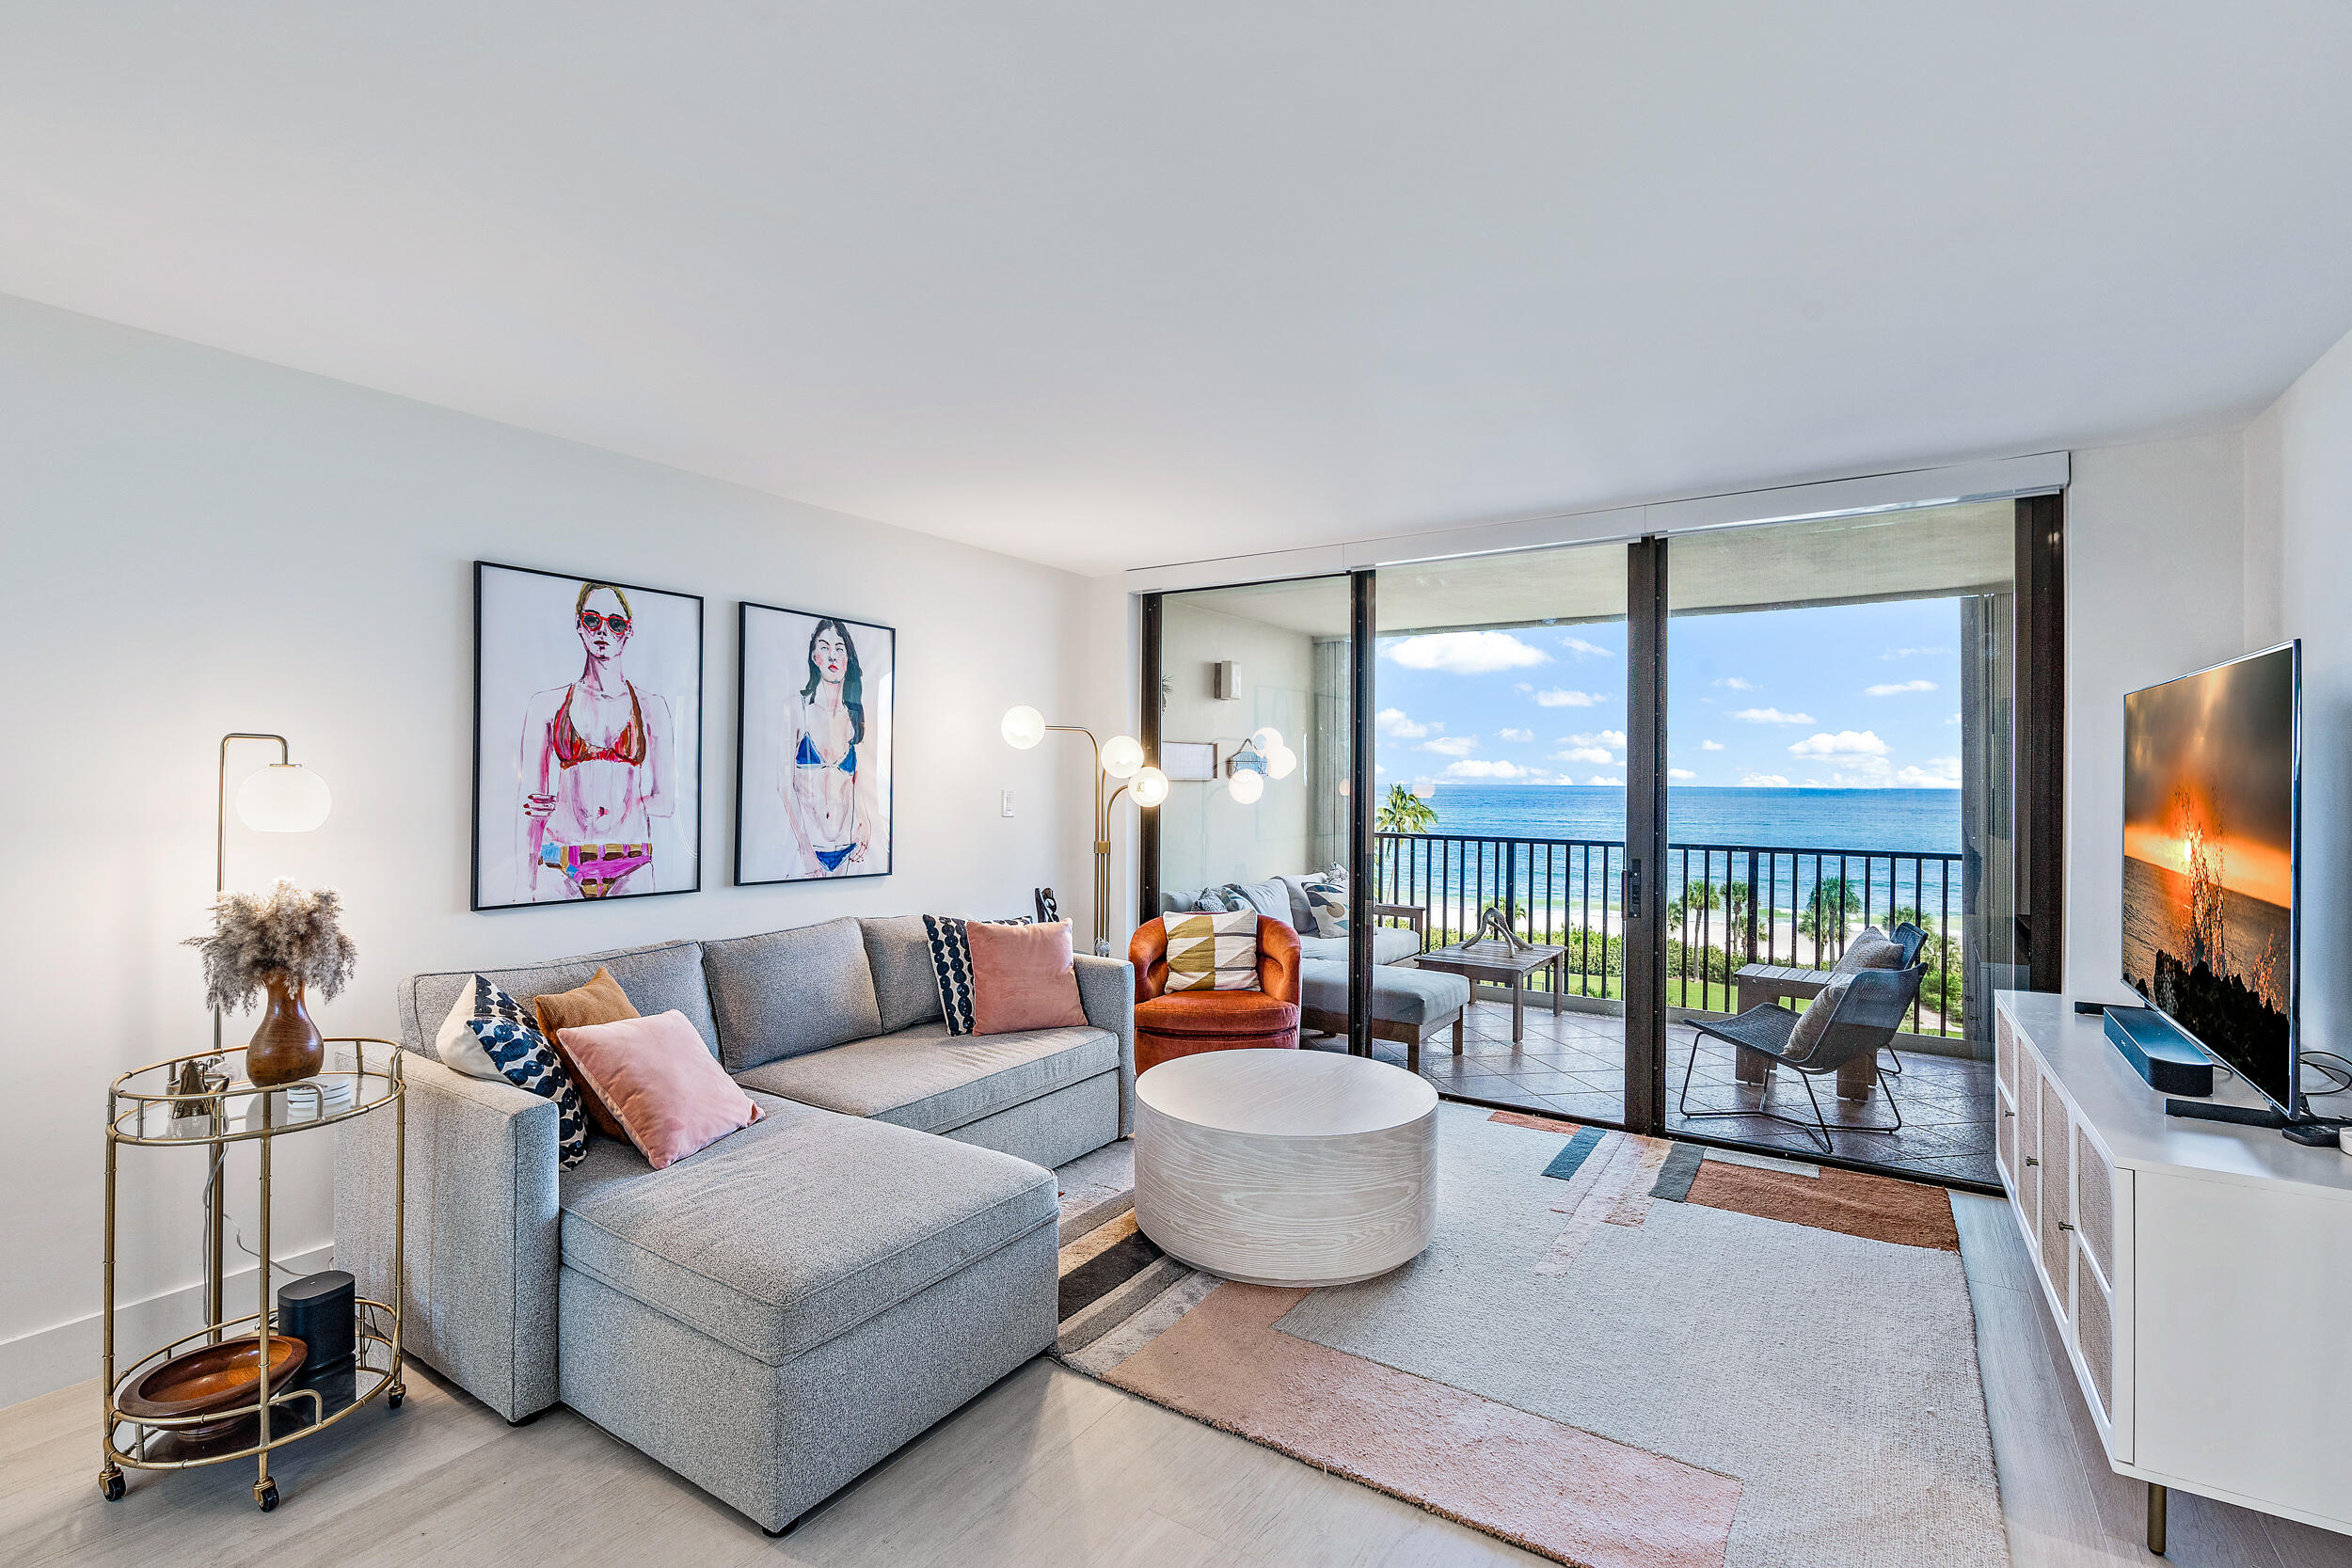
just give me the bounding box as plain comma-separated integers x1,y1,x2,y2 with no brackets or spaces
2122,641,2301,1113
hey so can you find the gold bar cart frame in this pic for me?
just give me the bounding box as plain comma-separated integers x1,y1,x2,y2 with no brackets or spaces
100,1037,405,1512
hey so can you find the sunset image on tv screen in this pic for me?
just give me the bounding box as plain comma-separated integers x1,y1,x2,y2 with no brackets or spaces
2122,645,2296,1108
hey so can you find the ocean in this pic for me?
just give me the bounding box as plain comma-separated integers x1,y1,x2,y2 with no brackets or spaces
1381,784,1966,936
1418,784,1962,852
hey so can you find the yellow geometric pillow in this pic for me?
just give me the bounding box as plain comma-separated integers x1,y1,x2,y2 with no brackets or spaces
1162,910,1263,991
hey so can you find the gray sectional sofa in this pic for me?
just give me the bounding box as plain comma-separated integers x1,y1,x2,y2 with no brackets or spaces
333,914,1133,1533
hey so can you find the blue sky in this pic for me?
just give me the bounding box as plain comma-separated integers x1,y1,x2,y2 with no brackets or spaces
1374,597,1965,792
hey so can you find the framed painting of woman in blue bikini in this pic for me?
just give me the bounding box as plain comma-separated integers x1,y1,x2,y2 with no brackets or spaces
472,561,704,910
736,602,895,884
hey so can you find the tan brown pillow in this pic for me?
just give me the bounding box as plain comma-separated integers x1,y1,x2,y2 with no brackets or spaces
534,967,640,1138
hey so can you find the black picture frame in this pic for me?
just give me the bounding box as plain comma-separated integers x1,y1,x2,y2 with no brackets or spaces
470,560,706,911
735,599,898,886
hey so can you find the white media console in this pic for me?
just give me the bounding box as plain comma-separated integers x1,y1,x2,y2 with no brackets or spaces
1994,990,2352,1550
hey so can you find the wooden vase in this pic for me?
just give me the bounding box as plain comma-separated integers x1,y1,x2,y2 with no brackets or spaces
246,974,324,1086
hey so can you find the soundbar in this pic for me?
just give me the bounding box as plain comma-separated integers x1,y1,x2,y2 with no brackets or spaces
2102,1005,2216,1097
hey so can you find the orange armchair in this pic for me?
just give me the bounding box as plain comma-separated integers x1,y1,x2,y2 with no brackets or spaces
1129,915,1303,1074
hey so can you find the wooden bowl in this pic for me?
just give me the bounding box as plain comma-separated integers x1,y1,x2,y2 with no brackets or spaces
119,1335,308,1444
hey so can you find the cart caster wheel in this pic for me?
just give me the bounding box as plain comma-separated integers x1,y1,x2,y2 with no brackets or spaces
100,1468,124,1502
388,1385,405,1411
255,1480,278,1513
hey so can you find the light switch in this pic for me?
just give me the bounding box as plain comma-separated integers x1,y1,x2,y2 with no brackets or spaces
1001,790,1015,818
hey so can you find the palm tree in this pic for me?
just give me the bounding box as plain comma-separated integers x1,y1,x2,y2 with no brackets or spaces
1376,784,1438,834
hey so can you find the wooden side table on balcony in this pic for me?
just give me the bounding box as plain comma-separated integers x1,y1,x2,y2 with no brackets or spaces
1731,963,1878,1101
1412,940,1565,1045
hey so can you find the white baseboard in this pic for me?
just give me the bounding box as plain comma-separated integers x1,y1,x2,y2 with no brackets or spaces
0,1240,337,1412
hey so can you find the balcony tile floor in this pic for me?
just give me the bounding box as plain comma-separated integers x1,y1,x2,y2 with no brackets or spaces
1307,990,1998,1187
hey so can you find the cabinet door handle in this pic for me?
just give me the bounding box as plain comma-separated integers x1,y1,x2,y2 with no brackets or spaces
2025,1155,2040,1166
2001,1108,2015,1118
2058,1220,2075,1231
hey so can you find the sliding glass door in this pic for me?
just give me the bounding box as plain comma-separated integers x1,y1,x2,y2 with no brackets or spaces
1145,576,1359,1047
1138,496,2061,1190
1369,541,1632,1123
1659,502,2030,1183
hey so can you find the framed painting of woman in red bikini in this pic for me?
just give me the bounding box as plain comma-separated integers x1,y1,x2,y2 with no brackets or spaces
473,561,704,910
736,602,894,885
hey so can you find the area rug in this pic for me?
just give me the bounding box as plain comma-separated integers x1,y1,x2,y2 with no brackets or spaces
1052,1103,2006,1568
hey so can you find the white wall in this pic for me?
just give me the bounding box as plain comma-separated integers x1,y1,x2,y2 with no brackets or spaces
2058,432,2249,1000
0,294,1090,1404
2246,322,2352,1066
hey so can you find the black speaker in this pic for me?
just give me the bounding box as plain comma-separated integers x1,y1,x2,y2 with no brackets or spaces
278,1270,356,1386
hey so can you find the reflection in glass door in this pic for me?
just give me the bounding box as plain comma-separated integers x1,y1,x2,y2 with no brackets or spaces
1147,577,1358,1049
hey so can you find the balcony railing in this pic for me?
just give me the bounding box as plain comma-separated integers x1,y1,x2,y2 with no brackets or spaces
1371,831,1971,1038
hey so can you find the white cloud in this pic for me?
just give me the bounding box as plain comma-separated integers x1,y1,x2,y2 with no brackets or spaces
1715,676,1756,690
1882,645,1952,660
1864,679,1938,696
1741,772,1793,787
1788,730,1891,757
1894,756,1963,788
1700,739,1725,752
1556,746,1614,765
1375,706,1432,739
1532,689,1606,708
1669,768,1697,781
1498,727,1534,742
1419,735,1480,758
1559,635,1611,658
1733,707,1816,725
1945,713,1961,725
1588,775,1623,786
1561,729,1627,748
1384,631,1549,674
1446,758,1549,781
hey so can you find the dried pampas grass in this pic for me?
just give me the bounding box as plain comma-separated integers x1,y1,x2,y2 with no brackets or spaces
184,879,358,1013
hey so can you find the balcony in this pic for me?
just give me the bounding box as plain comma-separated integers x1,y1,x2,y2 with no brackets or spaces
1339,831,2000,1185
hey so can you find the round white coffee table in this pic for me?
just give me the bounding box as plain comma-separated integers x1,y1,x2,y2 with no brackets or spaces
1133,1049,1438,1287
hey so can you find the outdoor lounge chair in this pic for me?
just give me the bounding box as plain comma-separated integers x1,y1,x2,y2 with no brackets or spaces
1677,962,1927,1156
1874,921,1930,1076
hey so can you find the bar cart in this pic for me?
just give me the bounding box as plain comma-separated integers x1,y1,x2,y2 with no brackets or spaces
101,1038,405,1511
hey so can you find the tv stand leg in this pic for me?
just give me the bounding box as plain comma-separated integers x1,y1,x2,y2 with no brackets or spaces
2147,1482,2167,1556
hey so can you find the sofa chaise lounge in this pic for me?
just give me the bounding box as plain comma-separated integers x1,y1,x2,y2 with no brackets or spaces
334,914,1133,1533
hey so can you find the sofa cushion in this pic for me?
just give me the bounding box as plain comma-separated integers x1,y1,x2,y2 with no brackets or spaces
733,1022,1117,1135
1296,927,1422,966
859,915,945,1033
1297,959,1469,1025
559,1093,1057,1367
1136,989,1300,1037
702,918,883,1072
401,941,718,1062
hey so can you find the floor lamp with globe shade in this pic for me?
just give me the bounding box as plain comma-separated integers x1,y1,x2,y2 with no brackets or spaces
1000,706,1168,956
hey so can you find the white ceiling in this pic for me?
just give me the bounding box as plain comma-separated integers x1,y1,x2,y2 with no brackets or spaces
5,5,2350,577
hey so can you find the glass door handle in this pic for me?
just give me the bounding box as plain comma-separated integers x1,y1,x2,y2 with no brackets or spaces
1624,860,1642,919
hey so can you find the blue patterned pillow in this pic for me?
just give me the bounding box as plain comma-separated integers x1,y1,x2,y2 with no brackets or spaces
458,974,588,1167
922,914,1032,1037
1302,879,1349,939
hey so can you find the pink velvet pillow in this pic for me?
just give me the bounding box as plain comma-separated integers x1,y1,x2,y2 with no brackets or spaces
968,920,1091,1035
556,1010,763,1169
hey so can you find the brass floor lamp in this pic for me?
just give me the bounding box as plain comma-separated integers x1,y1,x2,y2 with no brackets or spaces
1000,707,1167,955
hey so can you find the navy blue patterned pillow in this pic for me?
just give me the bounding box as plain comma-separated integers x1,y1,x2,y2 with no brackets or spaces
922,915,1033,1037
462,974,588,1167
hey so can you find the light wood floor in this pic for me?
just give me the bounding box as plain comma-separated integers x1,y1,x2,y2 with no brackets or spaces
8,1199,2346,1567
